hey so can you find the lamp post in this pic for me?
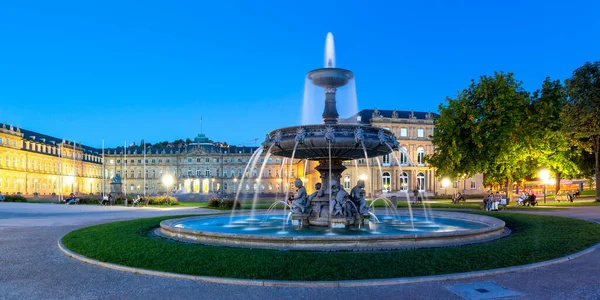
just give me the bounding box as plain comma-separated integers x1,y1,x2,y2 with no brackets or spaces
539,169,550,204
233,177,238,194
276,178,282,194
162,174,173,205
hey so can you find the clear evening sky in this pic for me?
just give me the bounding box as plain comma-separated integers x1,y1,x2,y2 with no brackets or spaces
1,1,598,148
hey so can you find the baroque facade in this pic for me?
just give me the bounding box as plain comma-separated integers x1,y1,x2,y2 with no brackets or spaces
0,124,103,196
0,109,484,197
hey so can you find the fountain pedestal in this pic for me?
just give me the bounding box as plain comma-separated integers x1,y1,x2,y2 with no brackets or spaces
291,214,310,228
330,217,347,229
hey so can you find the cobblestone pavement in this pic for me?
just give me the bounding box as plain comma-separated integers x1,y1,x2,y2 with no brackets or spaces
1,203,599,300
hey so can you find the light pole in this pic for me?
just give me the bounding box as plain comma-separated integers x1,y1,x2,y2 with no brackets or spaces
233,177,238,194
162,174,173,205
539,169,550,204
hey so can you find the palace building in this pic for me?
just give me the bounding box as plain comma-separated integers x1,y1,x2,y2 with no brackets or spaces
0,109,484,198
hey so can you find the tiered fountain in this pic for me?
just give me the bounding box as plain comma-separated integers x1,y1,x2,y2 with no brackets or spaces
158,33,506,251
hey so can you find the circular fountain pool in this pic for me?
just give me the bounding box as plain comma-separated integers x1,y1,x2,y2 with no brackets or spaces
157,211,506,251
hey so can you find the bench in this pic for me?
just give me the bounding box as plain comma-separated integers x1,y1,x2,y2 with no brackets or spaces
555,190,574,202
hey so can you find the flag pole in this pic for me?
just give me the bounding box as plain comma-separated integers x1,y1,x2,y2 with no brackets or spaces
143,139,146,197
102,140,105,198
124,140,127,205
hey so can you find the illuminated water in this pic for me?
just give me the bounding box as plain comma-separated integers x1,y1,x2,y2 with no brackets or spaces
173,214,488,237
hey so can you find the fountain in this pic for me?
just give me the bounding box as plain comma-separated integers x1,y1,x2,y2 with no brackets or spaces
158,33,506,251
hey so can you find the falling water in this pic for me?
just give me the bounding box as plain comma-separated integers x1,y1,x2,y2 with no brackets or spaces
336,77,359,123
384,143,415,229
230,149,263,223
325,32,335,68
275,157,288,202
250,146,274,221
360,141,371,200
354,159,359,181
375,157,385,197
304,159,309,179
282,141,299,231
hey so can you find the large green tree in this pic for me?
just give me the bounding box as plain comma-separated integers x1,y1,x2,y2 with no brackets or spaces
563,61,600,201
428,72,532,201
529,78,581,194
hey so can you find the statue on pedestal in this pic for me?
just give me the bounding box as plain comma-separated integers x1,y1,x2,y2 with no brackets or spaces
289,178,310,214
350,180,369,215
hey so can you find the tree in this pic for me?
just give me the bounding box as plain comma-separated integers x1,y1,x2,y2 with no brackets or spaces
563,61,600,201
428,72,532,201
185,138,192,144
529,78,581,194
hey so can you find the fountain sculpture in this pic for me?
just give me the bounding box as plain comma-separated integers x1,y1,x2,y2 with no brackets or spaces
262,33,398,228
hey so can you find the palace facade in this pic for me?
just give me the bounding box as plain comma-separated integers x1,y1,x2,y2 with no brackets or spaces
0,109,484,197
0,123,103,196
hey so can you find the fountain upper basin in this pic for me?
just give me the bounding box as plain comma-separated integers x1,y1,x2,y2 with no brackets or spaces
307,68,354,88
263,124,397,160
157,212,507,251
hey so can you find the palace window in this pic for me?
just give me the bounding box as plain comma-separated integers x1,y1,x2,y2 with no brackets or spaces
399,172,409,191
417,129,424,138
187,157,192,163
417,147,425,165
382,172,391,191
205,158,210,163
471,181,476,189
205,168,210,176
417,173,425,191
275,158,280,163
400,128,407,137
344,175,351,189
196,170,201,177
130,159,134,164
382,154,390,166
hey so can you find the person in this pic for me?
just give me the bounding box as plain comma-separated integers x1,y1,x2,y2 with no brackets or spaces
108,194,113,206
493,192,500,211
453,192,465,204
500,192,508,210
0,191,4,202
133,195,141,207
66,194,77,205
101,194,109,206
518,191,527,206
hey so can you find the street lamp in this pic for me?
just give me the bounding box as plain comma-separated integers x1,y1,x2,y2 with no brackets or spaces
233,177,238,193
539,169,550,204
162,174,174,205
441,178,450,194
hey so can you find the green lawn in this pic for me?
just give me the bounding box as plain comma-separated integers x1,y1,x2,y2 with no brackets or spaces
62,212,600,281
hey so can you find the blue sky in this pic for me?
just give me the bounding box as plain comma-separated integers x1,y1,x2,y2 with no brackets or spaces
1,0,599,148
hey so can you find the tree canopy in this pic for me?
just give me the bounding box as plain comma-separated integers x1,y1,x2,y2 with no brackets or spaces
428,72,532,199
563,61,600,201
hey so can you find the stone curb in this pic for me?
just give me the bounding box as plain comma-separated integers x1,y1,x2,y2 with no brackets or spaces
58,234,600,288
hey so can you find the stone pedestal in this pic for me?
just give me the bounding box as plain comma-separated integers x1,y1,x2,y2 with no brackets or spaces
291,214,310,228
357,214,370,228
330,217,347,229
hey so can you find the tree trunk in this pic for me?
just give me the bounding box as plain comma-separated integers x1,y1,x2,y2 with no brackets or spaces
594,136,600,202
507,176,514,203
555,172,561,196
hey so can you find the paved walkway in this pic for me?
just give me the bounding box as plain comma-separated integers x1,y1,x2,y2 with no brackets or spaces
1,203,599,300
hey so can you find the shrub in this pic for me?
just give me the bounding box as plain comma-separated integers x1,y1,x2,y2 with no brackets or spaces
3,195,27,202
147,197,179,206
207,197,221,208
218,198,241,209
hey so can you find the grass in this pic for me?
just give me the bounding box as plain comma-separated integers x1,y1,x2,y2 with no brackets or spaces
61,212,600,281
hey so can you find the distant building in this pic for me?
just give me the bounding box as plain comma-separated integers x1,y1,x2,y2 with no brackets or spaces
0,109,484,197
0,123,103,196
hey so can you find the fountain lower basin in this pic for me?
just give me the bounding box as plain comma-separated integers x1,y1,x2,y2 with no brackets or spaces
157,211,506,251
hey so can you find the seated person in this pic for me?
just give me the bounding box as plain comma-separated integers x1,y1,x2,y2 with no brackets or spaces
66,195,77,205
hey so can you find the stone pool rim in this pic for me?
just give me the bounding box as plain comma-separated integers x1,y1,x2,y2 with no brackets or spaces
157,211,507,251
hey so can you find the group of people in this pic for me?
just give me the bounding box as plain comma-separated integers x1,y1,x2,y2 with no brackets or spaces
483,191,507,211
517,190,537,206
